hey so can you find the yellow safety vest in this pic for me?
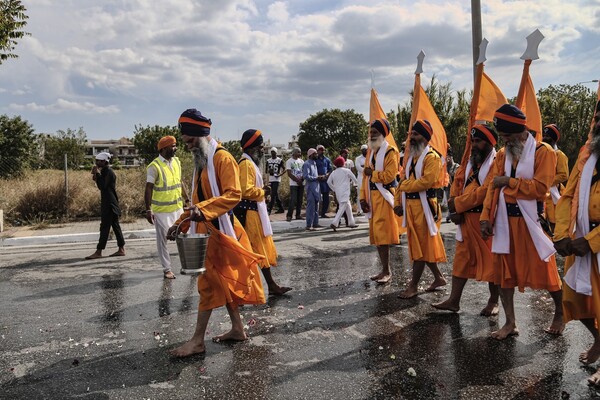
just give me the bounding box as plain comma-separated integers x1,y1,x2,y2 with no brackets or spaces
148,157,183,213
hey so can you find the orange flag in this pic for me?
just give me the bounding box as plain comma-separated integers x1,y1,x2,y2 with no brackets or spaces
515,59,542,141
370,88,398,150
405,71,448,188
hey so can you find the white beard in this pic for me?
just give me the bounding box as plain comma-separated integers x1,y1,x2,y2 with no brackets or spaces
369,135,385,151
505,140,524,162
192,138,210,170
590,131,600,157
409,141,426,158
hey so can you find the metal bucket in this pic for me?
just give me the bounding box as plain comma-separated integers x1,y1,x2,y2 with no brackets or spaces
175,222,209,275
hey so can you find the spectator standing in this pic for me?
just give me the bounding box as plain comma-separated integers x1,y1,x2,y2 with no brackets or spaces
303,148,321,231
316,145,333,218
355,144,368,215
285,147,304,222
266,147,285,214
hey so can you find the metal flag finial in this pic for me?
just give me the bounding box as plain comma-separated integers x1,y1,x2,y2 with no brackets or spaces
476,38,489,65
370,69,375,88
520,29,544,61
415,50,425,74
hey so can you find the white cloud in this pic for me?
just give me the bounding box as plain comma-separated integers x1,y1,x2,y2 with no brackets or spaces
267,2,289,23
9,99,119,114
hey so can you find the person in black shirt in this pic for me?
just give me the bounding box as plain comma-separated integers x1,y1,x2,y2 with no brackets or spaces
85,152,126,259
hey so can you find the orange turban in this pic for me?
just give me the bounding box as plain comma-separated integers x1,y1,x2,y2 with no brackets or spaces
158,135,176,150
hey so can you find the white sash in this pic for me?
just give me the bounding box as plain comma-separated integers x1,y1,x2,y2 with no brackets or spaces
491,135,555,261
241,153,273,237
190,138,236,238
564,153,600,295
456,148,496,242
402,145,438,236
549,186,561,204
366,140,395,219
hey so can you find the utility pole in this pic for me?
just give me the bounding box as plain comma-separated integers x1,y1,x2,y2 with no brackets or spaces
471,0,482,84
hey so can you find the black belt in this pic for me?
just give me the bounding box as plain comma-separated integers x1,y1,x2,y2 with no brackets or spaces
506,201,543,217
235,199,258,212
465,205,483,213
406,188,437,200
591,221,600,231
369,181,397,191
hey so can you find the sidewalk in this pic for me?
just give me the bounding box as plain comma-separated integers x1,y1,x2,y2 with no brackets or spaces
0,210,457,247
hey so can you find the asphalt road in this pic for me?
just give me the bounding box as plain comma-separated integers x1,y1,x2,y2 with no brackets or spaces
1,225,599,399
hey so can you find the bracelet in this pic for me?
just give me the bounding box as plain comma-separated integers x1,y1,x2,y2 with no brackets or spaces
146,210,152,213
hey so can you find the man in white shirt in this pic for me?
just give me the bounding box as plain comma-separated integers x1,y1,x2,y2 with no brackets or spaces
285,147,305,222
341,148,355,171
266,147,285,214
328,156,358,230
355,144,368,215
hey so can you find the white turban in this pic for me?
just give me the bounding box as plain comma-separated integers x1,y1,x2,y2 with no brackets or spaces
95,152,112,161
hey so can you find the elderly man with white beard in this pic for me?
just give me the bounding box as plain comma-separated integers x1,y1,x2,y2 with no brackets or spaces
166,109,265,358
480,104,563,340
554,102,600,385
395,120,447,299
360,118,400,284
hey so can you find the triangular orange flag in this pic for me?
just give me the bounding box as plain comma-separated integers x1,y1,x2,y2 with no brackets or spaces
515,60,542,141
370,88,398,150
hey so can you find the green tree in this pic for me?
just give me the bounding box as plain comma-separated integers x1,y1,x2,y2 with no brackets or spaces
537,83,597,168
0,0,30,64
220,140,242,161
297,108,367,152
0,114,36,178
132,124,182,165
42,128,87,169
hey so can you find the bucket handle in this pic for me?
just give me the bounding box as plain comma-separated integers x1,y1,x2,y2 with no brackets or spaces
173,217,214,238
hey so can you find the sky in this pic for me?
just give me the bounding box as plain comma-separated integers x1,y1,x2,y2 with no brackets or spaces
1,0,599,146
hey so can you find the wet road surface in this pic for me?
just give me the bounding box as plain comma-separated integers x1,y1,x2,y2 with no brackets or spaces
1,226,599,399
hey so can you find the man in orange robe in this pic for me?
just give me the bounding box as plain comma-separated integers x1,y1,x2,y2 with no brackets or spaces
480,104,562,340
360,118,400,284
432,124,499,315
395,120,447,299
234,129,291,296
542,124,569,232
554,103,600,385
167,109,265,357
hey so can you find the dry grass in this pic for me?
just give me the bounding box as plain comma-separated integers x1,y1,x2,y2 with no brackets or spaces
0,169,147,226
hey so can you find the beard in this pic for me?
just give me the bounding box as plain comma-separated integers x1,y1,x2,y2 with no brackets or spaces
192,138,210,170
590,126,600,156
409,140,426,157
470,145,491,165
505,140,524,161
369,134,385,151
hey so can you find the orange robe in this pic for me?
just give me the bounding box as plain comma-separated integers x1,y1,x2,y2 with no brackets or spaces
396,150,446,263
238,158,278,268
481,143,561,292
555,152,600,323
545,149,569,223
175,146,265,311
360,146,400,246
451,163,495,281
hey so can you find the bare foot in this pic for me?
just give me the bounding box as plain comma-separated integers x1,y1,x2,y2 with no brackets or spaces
212,330,247,343
480,302,499,317
85,252,102,260
109,250,126,257
399,285,419,299
580,340,600,365
269,286,292,296
164,271,176,279
431,300,460,312
376,275,392,284
588,368,600,386
370,273,386,281
425,277,447,292
544,315,564,336
491,323,519,340
169,340,206,358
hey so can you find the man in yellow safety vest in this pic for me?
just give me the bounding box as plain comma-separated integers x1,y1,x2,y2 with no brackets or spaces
145,135,188,279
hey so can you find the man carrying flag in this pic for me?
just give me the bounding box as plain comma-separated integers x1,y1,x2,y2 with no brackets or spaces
480,104,563,340
432,125,499,314
554,100,600,386
395,120,447,298
542,124,569,232
360,118,400,284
